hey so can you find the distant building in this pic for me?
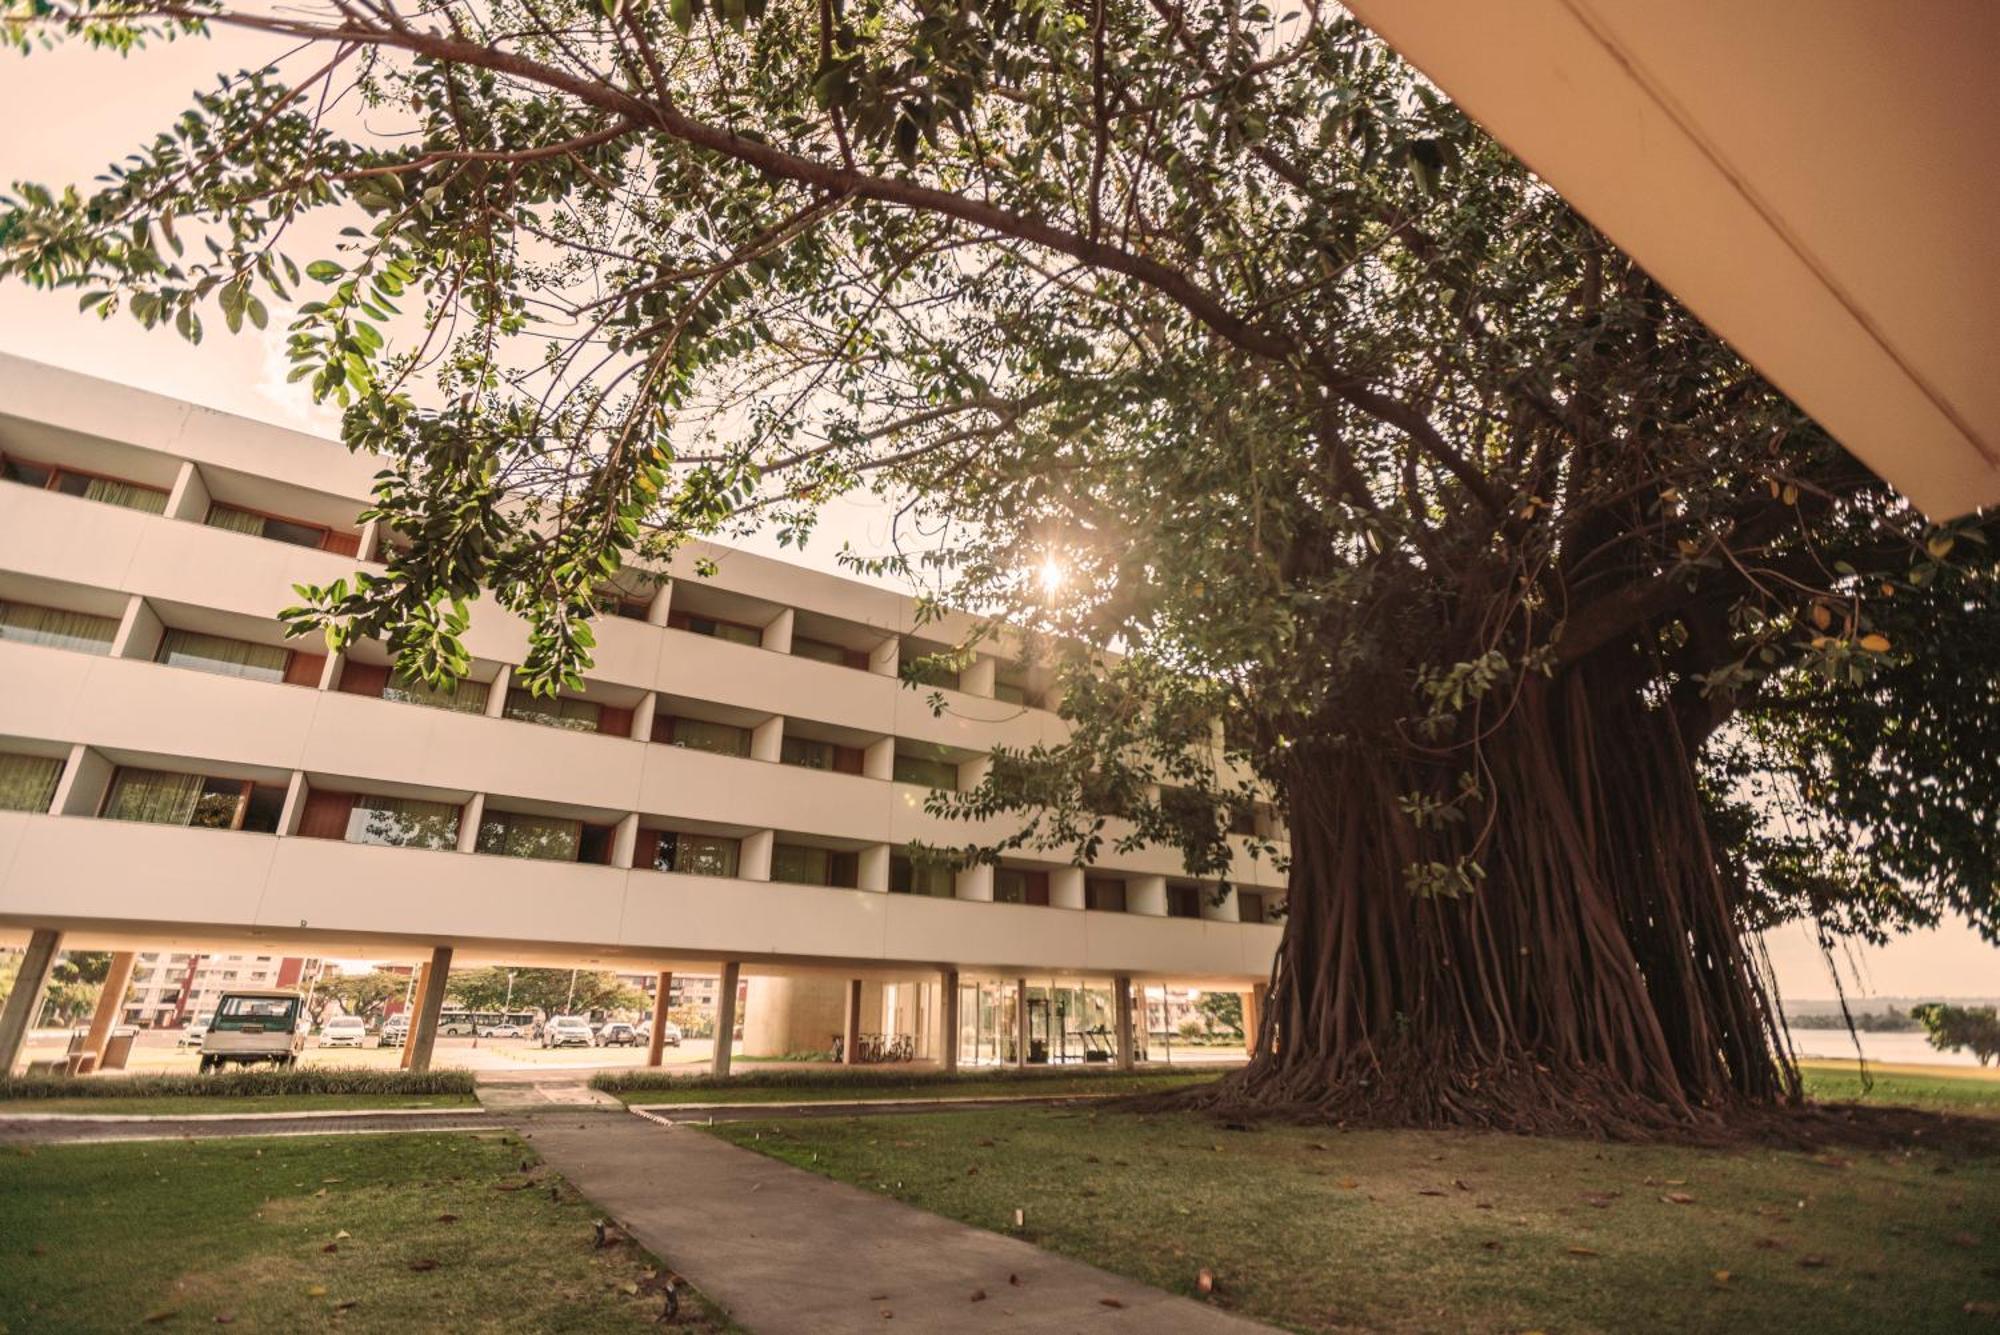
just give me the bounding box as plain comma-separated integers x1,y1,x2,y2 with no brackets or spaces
122,953,324,1027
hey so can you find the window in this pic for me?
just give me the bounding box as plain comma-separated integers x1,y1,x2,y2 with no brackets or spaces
505,689,603,733
654,715,751,757
346,794,462,850
2,455,169,514
383,671,490,714
1227,801,1260,837
0,752,64,813
204,503,357,553
893,750,959,791
1238,891,1268,925
156,630,291,683
1085,876,1128,913
651,830,740,878
1167,884,1204,919
903,650,960,691
889,854,957,897
101,768,283,832
476,811,583,861
792,636,869,670
779,735,864,773
594,589,654,621
994,868,1051,906
668,610,762,646
992,681,1028,706
994,667,1041,708
0,601,118,655
771,843,859,888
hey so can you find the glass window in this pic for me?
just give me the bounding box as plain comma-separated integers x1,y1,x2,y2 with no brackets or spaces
893,751,959,791
240,784,286,834
51,471,169,514
0,601,118,655
205,504,329,549
1167,884,1204,918
505,689,603,732
661,717,751,757
476,811,582,861
383,671,490,714
203,504,266,536
904,655,960,691
1238,891,1267,925
157,630,290,683
792,636,863,668
654,831,740,878
102,768,239,828
672,611,762,646
1,457,53,487
0,752,64,813
992,681,1027,706
261,516,328,548
347,795,462,850
994,868,1049,905
594,590,654,620
770,843,858,887
889,854,957,897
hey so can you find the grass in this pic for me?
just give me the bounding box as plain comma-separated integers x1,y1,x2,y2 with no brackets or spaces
592,1064,1228,1105
0,1132,739,1333
710,1088,2000,1333
0,1091,482,1116
1801,1060,2000,1115
0,1067,476,1102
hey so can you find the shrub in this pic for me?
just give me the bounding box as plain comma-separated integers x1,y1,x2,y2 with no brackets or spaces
0,1067,475,1101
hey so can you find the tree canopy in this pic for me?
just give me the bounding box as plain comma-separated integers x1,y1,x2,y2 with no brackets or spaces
4,0,1993,1128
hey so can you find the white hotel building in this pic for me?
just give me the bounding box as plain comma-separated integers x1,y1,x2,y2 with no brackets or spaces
0,355,1283,1073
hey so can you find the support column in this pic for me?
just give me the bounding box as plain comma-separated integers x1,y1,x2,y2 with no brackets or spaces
404,947,453,1074
646,970,674,1068
842,978,863,1066
398,963,427,1070
0,929,62,1075
1246,983,1267,1056
939,967,961,1074
485,669,512,718
1114,973,1136,1071
1015,977,1029,1069
79,952,138,1073
711,961,741,1077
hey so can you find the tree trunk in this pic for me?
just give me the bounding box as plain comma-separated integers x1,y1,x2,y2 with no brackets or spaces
1191,661,1797,1135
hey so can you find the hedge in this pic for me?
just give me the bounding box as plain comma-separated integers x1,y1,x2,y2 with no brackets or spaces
0,1067,476,1101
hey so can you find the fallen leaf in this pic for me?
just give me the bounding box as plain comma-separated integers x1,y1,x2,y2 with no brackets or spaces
1197,1269,1215,1294
213,1316,235,1327
1339,1178,1359,1189
1580,1192,1619,1209
1797,1255,1829,1269
620,1282,639,1296
321,1243,339,1254
869,1293,890,1302
1660,1193,1695,1205
1418,1189,1448,1197
142,1311,178,1325
1566,1247,1600,1258
1008,1274,1022,1287
1712,1270,1731,1287
1100,1298,1127,1309
1753,1237,1788,1251
333,1301,358,1313
970,1290,988,1302
1453,1179,1472,1192
437,1213,459,1224
1949,1232,1978,1248
334,1230,350,1240
307,1285,329,1298
1481,1240,1503,1252
1964,1300,1999,1316
408,1259,439,1273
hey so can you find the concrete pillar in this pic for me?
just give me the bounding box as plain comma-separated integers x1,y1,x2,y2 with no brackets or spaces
51,743,113,816
869,635,899,678
276,771,309,837
1129,874,1169,917
740,829,775,882
316,652,342,691
110,594,163,661
955,862,995,902
842,978,863,1066
398,963,426,1070
632,692,659,742
1246,983,1268,1056
749,715,785,764
861,736,896,781
485,668,512,718
939,967,961,1074
761,607,795,654
960,655,996,698
646,579,674,627
357,518,382,563
80,952,138,1072
711,961,741,1077
456,794,486,854
611,812,641,870
165,459,211,522
1201,885,1241,923
1015,977,1029,1069
857,844,891,893
0,928,62,1075
647,970,674,1067
404,947,453,1073
1051,866,1086,911
1114,974,1136,1071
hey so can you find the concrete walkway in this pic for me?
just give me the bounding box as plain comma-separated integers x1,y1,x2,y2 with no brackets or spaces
515,1109,1276,1335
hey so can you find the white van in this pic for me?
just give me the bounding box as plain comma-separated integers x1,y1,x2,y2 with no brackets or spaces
199,990,306,1072
318,1015,369,1048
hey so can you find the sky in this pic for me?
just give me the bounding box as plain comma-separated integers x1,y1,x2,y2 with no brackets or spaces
2,26,1994,1003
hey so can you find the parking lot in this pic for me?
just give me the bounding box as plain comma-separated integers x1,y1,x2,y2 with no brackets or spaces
17,1025,720,1075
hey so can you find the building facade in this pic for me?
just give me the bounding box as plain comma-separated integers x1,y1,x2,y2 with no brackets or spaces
0,354,1283,1071
122,953,323,1028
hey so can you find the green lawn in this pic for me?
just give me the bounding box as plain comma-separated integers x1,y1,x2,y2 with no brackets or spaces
609,1068,1222,1106
1800,1061,2000,1116
0,1092,483,1116
0,1132,738,1333
712,1105,1999,1334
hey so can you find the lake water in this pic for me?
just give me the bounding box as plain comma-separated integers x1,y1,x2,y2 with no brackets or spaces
1787,1027,1985,1068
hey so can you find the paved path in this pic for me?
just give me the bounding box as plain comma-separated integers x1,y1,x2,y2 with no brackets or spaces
634,1094,1111,1123
515,1109,1276,1335
0,1108,495,1145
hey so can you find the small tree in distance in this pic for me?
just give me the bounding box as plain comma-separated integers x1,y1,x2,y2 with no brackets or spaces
1911,1004,2000,1068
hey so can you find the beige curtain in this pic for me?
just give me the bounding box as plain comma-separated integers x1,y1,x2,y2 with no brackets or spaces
83,477,168,514
478,812,581,861
203,504,266,535
158,630,290,682
102,768,204,826
0,602,117,655
0,753,64,813
385,672,490,715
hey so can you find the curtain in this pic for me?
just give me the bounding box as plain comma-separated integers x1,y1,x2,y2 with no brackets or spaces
0,753,63,813
772,844,831,885
347,795,461,849
103,768,205,826
385,672,490,714
477,812,581,861
83,477,168,514
203,504,267,535
158,630,290,683
674,834,739,878
674,718,750,756
0,602,117,655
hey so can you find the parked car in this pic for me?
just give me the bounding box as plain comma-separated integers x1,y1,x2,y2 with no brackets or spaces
199,991,306,1072
478,1022,526,1039
378,1016,411,1048
595,1021,640,1047
318,1015,369,1048
176,1016,214,1048
541,1015,595,1048
634,1020,683,1048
